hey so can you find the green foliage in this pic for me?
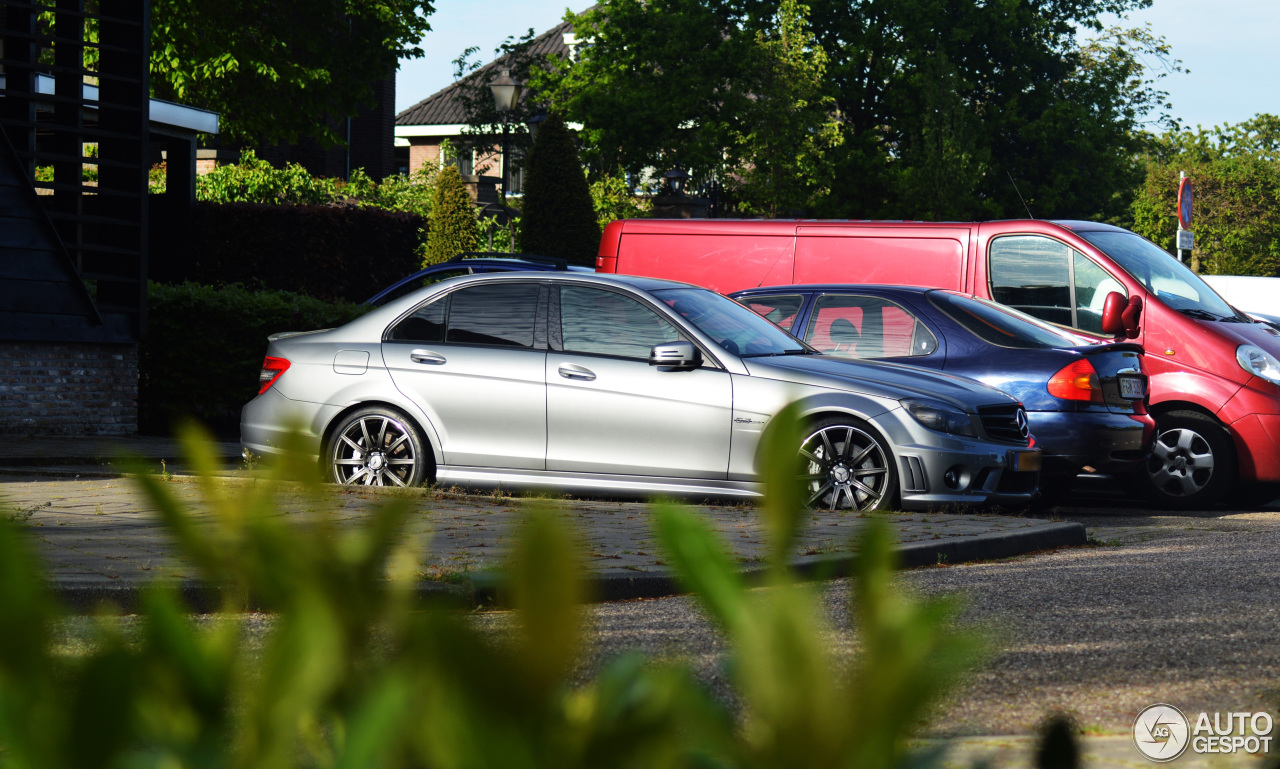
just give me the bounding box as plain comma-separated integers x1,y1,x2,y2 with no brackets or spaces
149,0,435,146
140,282,369,436
0,409,984,769
424,166,482,265
1132,156,1280,277
589,172,650,229
518,115,601,265
197,150,344,205
481,215,522,252
194,150,442,216
1131,114,1280,276
728,0,842,217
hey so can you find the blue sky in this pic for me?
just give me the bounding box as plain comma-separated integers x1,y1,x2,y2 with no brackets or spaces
396,0,1278,131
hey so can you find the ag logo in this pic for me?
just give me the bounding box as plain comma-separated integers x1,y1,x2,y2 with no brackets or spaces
1134,704,1190,762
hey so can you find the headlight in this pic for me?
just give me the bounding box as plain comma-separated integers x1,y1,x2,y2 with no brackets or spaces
900,398,977,438
1237,344,1280,386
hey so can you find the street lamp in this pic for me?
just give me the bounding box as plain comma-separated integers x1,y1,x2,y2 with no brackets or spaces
662,163,689,196
489,68,523,210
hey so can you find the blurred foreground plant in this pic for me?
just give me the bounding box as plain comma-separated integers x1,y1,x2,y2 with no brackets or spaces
0,412,982,769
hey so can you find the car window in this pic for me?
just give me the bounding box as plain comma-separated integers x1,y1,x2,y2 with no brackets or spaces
388,296,446,342
1073,252,1127,334
928,290,1080,349
652,287,810,357
445,283,540,348
559,286,681,360
739,294,805,331
1079,230,1238,319
802,294,937,359
989,235,1074,326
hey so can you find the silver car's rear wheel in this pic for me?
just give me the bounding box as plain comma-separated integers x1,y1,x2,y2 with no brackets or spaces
800,418,897,511
328,408,428,487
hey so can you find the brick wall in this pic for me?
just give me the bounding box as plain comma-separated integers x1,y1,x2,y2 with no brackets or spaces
0,343,138,436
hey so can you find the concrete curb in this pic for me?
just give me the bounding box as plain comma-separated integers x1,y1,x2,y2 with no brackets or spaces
49,521,1086,612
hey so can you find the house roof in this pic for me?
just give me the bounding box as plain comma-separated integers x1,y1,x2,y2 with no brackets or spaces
396,15,579,127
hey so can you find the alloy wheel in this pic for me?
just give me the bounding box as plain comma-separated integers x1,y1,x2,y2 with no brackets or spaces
331,414,419,486
799,424,891,511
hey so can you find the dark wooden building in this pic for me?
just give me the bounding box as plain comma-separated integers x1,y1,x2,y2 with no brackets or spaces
1,0,216,435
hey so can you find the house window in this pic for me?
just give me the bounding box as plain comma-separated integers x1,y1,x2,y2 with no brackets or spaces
445,144,474,176
507,152,524,195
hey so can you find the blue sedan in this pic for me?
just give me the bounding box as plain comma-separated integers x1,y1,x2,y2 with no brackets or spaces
732,285,1155,492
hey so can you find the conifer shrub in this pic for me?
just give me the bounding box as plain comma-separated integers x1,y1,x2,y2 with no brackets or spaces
423,165,482,265
518,114,601,266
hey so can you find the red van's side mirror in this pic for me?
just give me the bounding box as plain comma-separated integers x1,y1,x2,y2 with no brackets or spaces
1100,292,1126,335
1121,295,1143,339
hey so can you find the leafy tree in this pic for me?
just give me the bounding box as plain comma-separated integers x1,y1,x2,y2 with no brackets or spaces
424,165,481,265
537,0,1178,221
149,0,435,146
533,0,754,187
1131,115,1280,276
518,115,600,265
729,0,843,217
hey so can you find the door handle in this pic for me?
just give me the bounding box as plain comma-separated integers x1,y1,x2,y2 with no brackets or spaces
409,349,447,365
558,364,596,381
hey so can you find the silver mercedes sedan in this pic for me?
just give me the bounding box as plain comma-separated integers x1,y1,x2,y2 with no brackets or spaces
241,272,1041,510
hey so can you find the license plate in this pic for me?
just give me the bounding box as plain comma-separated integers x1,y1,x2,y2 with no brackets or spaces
1009,449,1042,473
1118,375,1146,399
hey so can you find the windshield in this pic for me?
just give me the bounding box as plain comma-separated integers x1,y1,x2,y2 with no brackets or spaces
652,288,810,357
929,291,1083,349
1079,231,1239,320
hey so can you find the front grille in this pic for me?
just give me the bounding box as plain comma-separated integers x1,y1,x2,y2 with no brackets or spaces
978,404,1029,445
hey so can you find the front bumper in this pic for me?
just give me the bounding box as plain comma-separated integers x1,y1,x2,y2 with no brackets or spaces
1221,380,1280,483
896,442,1041,510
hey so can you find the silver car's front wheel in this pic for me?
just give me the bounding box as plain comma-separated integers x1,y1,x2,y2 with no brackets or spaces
800,418,897,511
328,408,428,487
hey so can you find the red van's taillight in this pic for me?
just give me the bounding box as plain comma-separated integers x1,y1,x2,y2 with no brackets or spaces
258,356,290,394
1047,359,1103,402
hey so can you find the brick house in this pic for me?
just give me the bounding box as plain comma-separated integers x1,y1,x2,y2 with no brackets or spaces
394,16,578,205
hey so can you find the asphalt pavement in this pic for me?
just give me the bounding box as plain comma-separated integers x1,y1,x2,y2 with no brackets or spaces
475,480,1279,768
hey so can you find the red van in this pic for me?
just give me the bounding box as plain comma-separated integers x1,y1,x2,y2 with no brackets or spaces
597,218,1280,508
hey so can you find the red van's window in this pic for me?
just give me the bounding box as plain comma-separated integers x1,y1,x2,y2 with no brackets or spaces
804,294,937,360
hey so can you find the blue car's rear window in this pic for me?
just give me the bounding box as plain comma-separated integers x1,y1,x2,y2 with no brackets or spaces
928,291,1079,349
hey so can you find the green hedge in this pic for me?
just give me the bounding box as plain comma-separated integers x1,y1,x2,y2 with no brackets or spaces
152,202,426,303
140,282,369,437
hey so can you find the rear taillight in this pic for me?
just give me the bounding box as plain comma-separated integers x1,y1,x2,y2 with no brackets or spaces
258,356,290,394
1047,359,1103,402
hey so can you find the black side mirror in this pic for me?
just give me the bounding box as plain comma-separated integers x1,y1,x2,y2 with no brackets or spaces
649,341,702,370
